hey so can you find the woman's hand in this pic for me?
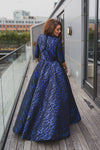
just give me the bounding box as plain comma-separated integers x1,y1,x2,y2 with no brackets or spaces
64,66,68,74
35,58,39,62
35,54,41,62
62,62,68,74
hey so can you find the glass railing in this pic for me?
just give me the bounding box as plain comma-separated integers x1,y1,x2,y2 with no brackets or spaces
0,42,32,149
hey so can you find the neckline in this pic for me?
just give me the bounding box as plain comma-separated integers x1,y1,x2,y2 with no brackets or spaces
42,34,58,38
48,35,59,38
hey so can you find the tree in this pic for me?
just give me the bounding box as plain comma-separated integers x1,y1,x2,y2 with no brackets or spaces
0,31,30,44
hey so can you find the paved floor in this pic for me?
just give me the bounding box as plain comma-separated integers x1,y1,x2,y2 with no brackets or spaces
4,59,100,150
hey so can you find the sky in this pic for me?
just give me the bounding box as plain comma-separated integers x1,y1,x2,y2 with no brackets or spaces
0,0,59,19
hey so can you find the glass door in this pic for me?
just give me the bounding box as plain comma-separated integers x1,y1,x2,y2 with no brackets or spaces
84,0,96,96
84,0,100,106
57,11,65,58
97,0,100,98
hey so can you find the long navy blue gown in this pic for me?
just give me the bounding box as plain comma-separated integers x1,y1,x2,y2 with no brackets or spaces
13,34,81,141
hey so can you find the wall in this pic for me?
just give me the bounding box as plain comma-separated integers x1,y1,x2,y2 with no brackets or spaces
50,0,84,86
30,23,45,59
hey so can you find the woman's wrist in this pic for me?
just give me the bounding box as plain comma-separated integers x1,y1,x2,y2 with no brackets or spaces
35,58,39,62
62,62,67,68
62,62,68,73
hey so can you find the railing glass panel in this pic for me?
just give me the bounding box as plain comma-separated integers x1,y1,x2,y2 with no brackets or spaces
0,43,32,149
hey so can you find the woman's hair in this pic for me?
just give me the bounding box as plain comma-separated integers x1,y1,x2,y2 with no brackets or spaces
43,18,62,39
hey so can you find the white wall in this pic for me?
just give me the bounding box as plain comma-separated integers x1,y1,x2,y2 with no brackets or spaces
51,0,84,86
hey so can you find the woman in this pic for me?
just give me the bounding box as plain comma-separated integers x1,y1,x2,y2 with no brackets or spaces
13,18,81,141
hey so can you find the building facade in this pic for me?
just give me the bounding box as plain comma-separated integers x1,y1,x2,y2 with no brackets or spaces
47,0,100,107
0,13,48,32
29,0,100,107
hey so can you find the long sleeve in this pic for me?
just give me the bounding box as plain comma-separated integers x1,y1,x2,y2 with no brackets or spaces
57,39,65,64
35,37,40,58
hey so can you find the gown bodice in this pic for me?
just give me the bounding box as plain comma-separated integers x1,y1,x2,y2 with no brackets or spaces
35,34,65,63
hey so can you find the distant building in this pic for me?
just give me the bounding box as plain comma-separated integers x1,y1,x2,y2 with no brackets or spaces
0,11,48,32
13,10,30,20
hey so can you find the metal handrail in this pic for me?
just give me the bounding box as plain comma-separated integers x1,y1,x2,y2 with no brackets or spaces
0,44,25,61
0,40,31,61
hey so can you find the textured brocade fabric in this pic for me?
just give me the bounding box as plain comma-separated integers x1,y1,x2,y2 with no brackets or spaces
13,34,81,141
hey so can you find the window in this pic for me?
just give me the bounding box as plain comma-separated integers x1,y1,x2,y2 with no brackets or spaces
85,0,95,87
97,0,100,98
84,0,100,101
57,11,65,58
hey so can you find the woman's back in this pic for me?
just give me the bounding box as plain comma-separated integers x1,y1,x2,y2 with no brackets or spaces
35,34,65,63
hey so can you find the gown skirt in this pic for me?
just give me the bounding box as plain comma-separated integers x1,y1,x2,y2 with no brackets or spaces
13,34,81,141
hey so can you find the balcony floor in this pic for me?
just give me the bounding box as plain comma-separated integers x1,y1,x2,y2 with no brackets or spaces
4,59,100,150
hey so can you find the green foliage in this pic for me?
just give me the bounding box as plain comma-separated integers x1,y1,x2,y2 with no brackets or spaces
89,28,94,41
0,30,30,44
